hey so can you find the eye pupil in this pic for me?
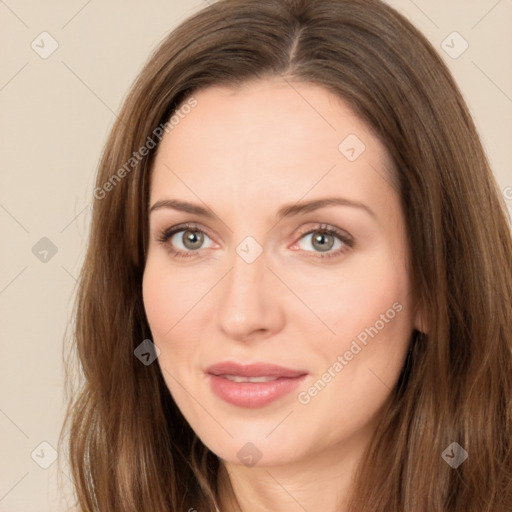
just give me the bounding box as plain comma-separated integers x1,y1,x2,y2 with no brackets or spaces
312,232,334,252
183,230,204,249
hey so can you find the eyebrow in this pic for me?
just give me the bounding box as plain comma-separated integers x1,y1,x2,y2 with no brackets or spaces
149,197,376,220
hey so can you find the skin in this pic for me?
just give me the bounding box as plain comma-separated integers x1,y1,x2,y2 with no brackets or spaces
142,77,425,512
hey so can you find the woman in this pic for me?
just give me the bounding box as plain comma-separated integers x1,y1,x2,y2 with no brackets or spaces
60,0,512,510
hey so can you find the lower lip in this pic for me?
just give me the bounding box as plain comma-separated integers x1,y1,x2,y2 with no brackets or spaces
208,374,307,408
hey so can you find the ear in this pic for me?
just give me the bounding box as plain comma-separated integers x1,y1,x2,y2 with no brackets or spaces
413,302,430,334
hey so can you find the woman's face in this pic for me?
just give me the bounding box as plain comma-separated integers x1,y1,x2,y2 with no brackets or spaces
143,78,423,468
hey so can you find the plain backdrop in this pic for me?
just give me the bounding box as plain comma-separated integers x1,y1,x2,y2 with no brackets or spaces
1,0,511,510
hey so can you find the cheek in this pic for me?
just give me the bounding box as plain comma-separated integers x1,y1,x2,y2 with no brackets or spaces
142,264,173,339
297,247,413,416
142,258,207,376
295,283,412,446
142,255,201,340
293,247,411,347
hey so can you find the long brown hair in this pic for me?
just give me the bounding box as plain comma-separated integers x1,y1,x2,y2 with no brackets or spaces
60,0,512,510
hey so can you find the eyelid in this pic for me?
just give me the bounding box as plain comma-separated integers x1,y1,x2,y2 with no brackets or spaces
293,223,353,242
157,221,217,244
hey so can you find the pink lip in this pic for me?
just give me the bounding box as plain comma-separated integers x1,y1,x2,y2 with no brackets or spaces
205,362,308,408
206,361,307,378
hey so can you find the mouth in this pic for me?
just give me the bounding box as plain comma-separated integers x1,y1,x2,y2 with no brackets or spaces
205,361,308,408
218,375,282,383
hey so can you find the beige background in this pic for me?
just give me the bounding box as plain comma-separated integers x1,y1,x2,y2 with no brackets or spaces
0,0,511,510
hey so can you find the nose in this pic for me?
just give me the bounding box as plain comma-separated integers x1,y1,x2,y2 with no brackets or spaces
215,245,285,343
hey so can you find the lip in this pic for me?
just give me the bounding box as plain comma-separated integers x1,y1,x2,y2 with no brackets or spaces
205,361,308,408
206,361,307,378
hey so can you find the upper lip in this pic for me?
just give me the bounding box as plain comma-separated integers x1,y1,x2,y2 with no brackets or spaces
205,361,308,378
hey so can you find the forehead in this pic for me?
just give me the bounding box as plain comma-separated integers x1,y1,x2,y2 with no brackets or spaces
149,79,395,213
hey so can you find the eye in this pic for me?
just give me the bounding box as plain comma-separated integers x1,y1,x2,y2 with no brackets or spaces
292,224,354,260
156,222,354,261
156,222,214,259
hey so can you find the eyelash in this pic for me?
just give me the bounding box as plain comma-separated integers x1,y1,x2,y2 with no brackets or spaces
155,222,354,261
